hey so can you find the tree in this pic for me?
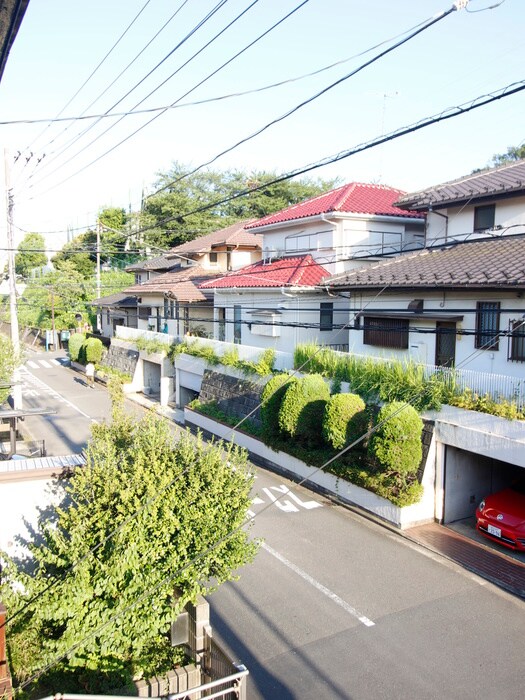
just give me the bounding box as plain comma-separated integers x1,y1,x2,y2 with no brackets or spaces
489,145,525,167
1,406,258,688
142,162,340,250
0,334,17,404
51,233,96,278
14,232,47,279
18,267,88,330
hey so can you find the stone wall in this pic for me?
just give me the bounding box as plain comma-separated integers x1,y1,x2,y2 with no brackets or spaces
199,369,266,429
103,344,139,377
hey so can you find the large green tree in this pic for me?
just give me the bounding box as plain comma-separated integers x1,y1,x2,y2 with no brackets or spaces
18,267,133,331
1,405,257,688
142,163,340,249
14,232,47,279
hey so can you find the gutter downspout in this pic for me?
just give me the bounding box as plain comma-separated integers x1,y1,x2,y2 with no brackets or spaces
428,204,448,245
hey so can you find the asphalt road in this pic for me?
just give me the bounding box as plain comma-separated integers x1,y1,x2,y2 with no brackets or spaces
16,350,525,700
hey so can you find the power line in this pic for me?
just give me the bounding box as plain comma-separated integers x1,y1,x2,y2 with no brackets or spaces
21,0,235,189
27,0,309,199
25,0,191,160
0,11,438,128
149,2,461,199
18,0,155,161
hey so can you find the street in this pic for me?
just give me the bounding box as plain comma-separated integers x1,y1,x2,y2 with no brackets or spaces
17,350,525,699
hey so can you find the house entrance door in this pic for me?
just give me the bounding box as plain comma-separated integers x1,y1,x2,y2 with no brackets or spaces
435,321,456,367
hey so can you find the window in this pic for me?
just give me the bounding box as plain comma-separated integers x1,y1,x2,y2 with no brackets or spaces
320,302,334,331
473,204,495,232
209,252,218,265
363,316,409,349
475,301,500,350
509,319,525,362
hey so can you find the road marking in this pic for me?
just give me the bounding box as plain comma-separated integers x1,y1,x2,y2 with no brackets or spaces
262,542,375,627
39,360,52,368
20,367,92,419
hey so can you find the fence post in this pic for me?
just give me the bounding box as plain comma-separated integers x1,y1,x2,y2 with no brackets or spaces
0,603,13,700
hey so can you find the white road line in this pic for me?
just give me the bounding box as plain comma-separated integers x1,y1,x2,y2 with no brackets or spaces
51,359,60,365
39,360,52,368
27,361,39,369
21,370,92,419
262,542,375,627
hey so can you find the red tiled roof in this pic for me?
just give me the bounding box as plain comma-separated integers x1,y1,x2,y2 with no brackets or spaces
199,255,329,289
245,183,423,229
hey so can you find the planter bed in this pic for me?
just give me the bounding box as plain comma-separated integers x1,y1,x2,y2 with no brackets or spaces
184,408,435,529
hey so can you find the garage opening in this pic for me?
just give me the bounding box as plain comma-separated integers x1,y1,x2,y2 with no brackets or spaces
443,445,524,523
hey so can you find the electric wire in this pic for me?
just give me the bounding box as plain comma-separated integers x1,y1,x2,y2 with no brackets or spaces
150,3,460,199
0,11,437,128
26,0,309,199
26,0,192,161
18,0,155,160
22,0,232,187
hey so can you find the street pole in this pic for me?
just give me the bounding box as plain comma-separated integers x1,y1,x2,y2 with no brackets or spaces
4,149,22,409
96,220,101,332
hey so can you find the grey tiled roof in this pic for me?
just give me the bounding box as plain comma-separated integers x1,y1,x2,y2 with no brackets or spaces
326,234,525,290
89,293,138,308
168,220,261,255
396,159,525,211
125,255,178,272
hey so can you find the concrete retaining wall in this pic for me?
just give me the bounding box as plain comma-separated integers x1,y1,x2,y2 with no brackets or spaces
184,408,436,529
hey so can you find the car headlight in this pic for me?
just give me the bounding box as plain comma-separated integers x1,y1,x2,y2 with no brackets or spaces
478,500,485,511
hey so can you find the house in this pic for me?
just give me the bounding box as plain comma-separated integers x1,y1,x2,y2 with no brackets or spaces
324,233,525,379
200,182,424,352
90,254,181,338
93,220,262,338
394,158,525,246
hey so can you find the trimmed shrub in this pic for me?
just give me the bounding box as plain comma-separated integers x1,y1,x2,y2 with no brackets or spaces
322,393,366,450
68,333,85,362
85,337,104,363
261,374,296,438
368,401,423,475
278,374,330,443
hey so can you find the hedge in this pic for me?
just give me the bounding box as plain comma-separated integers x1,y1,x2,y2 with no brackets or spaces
368,401,423,475
322,393,366,450
278,374,330,444
260,373,296,438
68,333,85,362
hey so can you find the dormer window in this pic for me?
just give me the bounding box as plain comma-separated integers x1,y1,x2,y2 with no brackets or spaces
474,204,495,232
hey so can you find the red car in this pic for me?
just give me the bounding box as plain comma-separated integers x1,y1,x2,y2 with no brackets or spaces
476,482,525,551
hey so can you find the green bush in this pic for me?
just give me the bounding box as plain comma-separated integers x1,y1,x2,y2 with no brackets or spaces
261,373,296,438
368,401,423,475
68,333,85,362
322,393,366,450
278,374,330,443
85,337,104,363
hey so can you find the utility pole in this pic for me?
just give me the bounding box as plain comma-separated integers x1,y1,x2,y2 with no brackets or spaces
4,149,22,409
96,219,101,332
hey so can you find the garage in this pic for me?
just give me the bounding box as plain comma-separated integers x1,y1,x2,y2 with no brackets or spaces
442,446,524,523
434,405,525,525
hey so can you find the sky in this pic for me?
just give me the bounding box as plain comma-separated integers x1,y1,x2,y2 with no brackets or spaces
0,0,524,258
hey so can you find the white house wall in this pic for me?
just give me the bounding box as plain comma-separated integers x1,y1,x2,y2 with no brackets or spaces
213,290,346,352
426,195,525,245
345,290,525,380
